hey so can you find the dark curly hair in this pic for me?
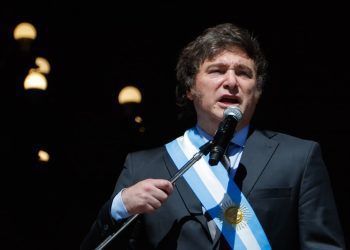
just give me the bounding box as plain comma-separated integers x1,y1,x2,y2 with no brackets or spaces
175,23,268,109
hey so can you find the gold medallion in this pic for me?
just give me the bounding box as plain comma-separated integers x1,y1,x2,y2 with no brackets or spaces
224,205,244,225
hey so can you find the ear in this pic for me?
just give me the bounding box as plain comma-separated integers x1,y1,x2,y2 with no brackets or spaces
186,89,194,101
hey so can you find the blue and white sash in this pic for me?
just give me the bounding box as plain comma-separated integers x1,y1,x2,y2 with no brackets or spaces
165,127,271,250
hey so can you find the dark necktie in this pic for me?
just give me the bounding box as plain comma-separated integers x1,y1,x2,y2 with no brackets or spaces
204,152,231,242
219,235,231,249
221,153,231,171
222,142,241,172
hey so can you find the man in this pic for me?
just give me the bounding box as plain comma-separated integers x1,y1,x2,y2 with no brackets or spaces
81,23,345,249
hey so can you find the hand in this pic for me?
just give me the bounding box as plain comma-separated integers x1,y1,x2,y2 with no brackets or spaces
121,179,174,215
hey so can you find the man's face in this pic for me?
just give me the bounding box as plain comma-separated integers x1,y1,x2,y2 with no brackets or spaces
187,48,261,135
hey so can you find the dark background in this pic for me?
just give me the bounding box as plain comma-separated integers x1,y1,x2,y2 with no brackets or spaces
3,2,349,249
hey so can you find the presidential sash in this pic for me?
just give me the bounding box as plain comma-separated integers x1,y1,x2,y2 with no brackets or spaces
165,127,271,250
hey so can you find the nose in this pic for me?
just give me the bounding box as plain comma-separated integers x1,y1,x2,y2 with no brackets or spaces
223,70,238,89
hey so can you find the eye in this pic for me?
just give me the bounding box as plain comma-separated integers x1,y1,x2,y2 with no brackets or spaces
208,68,226,74
235,68,253,78
237,70,250,76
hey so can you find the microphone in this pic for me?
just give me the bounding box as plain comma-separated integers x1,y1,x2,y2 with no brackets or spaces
208,106,243,166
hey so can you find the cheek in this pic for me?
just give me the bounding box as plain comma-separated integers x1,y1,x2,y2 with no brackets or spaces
242,86,260,106
246,83,260,97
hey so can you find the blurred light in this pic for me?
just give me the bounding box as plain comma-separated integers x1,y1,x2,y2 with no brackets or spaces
118,86,142,104
13,22,37,40
38,150,50,162
139,127,145,133
134,116,143,123
35,57,50,74
24,71,47,90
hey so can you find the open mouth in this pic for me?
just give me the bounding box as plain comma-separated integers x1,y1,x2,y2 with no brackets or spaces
218,96,241,105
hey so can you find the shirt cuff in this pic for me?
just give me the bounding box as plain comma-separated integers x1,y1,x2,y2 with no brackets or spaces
110,189,130,221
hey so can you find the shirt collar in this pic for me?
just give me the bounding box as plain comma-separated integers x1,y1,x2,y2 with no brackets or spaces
195,124,249,148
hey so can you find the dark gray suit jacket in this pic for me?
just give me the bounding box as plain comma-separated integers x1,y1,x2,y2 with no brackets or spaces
81,130,345,250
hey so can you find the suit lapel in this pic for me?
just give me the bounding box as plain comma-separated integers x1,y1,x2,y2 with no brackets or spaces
238,130,279,196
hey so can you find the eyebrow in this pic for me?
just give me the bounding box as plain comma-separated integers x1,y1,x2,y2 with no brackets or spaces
235,64,254,76
206,62,254,74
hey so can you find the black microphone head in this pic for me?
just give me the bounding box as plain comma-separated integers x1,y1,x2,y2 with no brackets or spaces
208,106,243,166
224,106,243,121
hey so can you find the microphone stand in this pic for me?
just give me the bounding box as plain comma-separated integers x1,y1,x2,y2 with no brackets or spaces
95,141,213,250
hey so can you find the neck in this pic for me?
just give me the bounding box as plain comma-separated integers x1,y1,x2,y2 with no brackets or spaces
197,120,247,137
196,121,218,137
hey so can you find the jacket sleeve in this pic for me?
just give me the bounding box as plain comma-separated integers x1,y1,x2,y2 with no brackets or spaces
80,154,137,250
298,142,346,249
